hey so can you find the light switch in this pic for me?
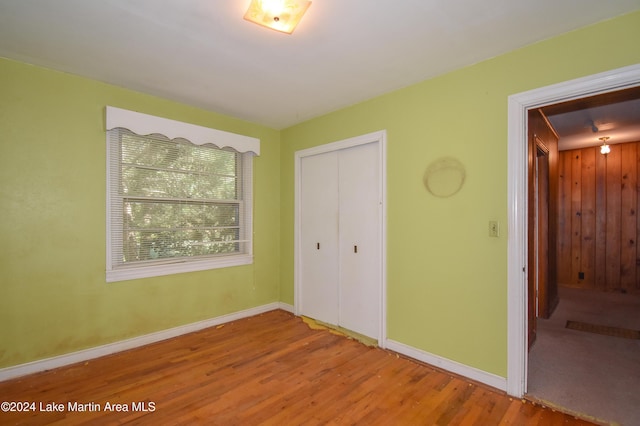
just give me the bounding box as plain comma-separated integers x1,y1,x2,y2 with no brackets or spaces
489,220,499,237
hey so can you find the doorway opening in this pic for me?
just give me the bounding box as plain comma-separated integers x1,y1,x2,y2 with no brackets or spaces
506,64,640,400
526,85,640,423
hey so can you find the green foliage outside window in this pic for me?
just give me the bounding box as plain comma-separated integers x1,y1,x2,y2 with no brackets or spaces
119,132,243,263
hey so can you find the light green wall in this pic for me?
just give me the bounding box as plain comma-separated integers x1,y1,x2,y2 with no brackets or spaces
2,11,639,376
0,59,281,368
279,11,640,377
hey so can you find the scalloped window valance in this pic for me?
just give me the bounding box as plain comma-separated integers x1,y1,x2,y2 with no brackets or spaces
105,106,260,155
105,106,259,282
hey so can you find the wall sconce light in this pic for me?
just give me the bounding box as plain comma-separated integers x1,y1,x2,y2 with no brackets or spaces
244,0,312,34
599,136,611,155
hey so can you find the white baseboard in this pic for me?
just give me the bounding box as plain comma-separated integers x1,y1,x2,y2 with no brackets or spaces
1,303,504,393
0,302,290,382
277,302,294,313
385,339,507,392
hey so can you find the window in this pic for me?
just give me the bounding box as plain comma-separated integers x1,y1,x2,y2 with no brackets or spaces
105,107,259,282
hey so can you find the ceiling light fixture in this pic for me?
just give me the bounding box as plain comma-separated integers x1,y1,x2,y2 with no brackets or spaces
244,0,312,34
599,136,611,155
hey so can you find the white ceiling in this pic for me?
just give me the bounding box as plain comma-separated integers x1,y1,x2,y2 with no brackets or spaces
0,0,639,129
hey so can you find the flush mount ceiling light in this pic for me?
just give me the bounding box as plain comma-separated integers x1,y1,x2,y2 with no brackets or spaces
244,0,311,34
599,136,611,155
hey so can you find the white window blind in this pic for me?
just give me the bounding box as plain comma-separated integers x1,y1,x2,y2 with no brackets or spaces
105,107,259,282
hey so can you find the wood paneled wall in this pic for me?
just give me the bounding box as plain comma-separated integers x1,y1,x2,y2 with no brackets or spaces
557,141,640,293
528,110,559,321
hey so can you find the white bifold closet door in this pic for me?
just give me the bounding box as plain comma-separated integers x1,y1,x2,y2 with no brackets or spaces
300,150,340,326
300,141,380,340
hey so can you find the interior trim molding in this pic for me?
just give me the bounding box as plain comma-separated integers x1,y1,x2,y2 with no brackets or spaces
278,302,295,313
506,63,640,398
0,302,289,382
385,339,507,392
105,106,260,155
2,298,506,393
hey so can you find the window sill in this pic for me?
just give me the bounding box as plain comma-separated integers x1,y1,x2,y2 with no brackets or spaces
106,255,253,283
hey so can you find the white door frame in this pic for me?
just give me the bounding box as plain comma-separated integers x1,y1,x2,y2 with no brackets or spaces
507,64,640,397
294,130,387,348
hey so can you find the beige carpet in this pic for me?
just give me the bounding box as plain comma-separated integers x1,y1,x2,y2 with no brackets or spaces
527,286,640,426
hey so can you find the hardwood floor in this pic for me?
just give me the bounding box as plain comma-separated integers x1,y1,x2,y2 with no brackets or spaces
0,310,595,425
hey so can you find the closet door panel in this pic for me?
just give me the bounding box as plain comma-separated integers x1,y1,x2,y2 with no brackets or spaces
338,142,380,339
299,152,340,325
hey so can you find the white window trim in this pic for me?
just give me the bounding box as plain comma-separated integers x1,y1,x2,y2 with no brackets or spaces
105,106,259,283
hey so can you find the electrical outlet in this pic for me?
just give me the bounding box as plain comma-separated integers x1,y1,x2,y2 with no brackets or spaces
489,221,499,237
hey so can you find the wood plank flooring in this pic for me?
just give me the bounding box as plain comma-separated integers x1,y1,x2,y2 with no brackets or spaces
0,310,596,425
